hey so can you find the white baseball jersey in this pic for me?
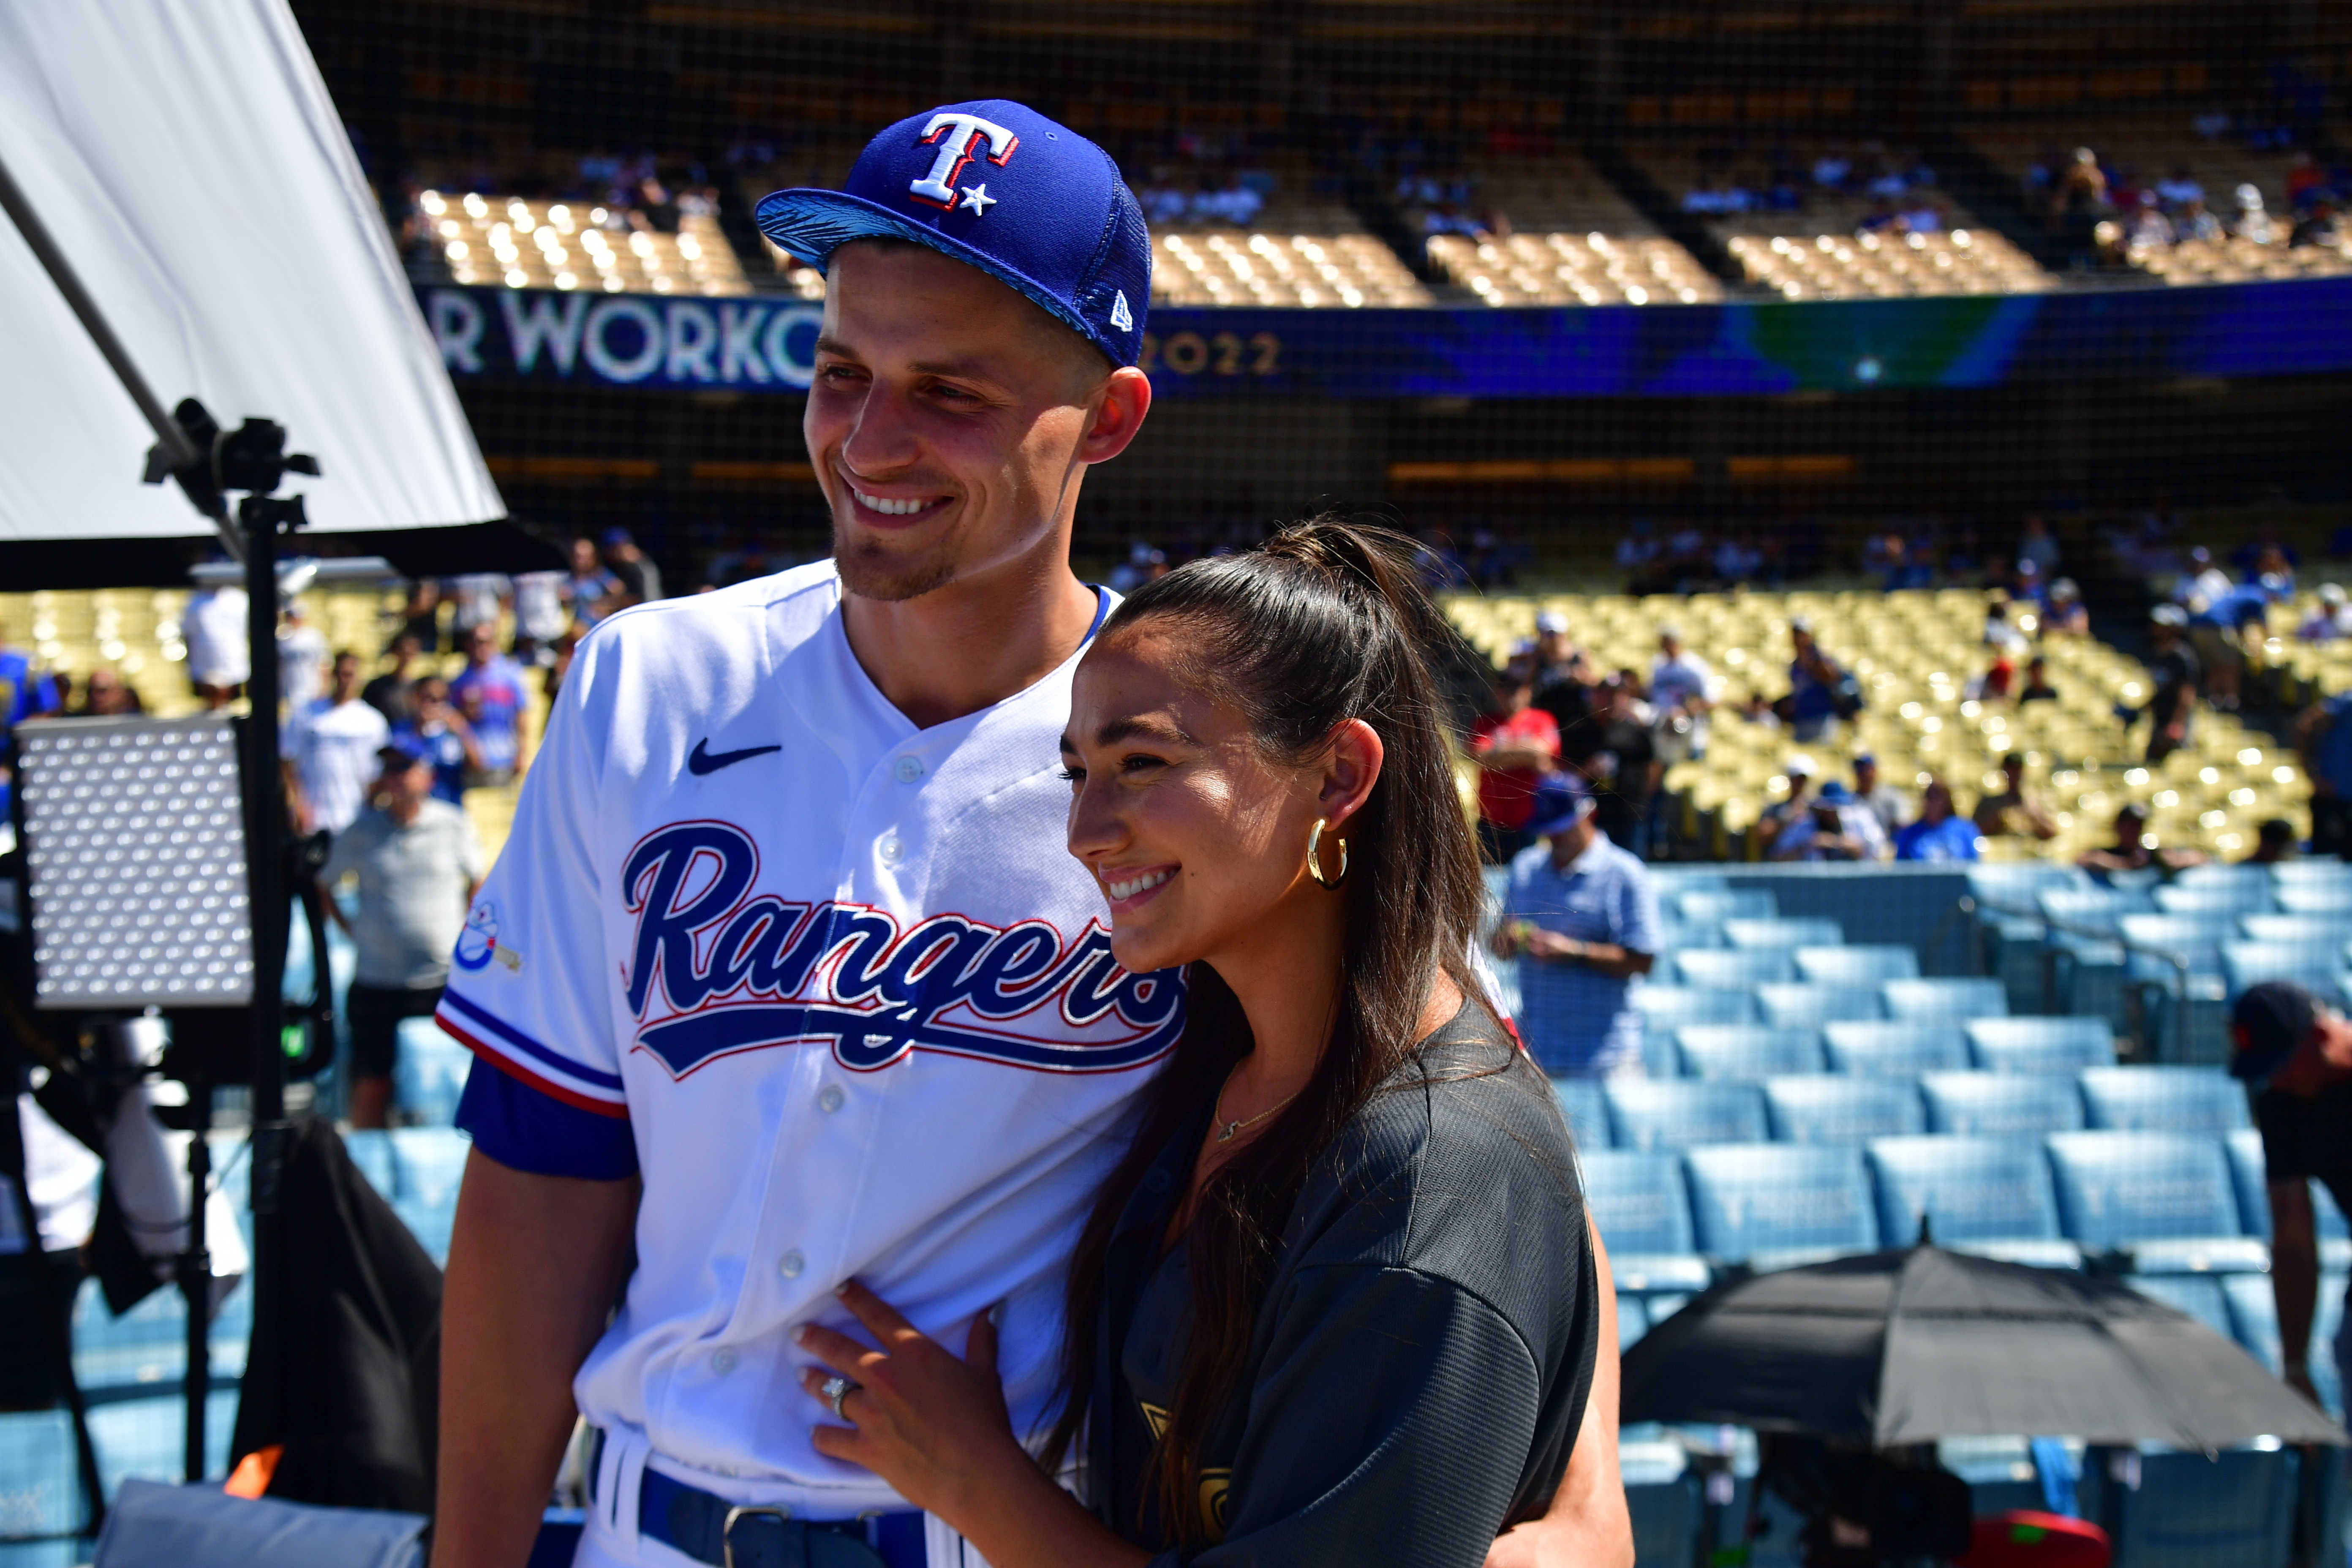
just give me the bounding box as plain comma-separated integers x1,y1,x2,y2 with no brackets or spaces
435,562,1179,1549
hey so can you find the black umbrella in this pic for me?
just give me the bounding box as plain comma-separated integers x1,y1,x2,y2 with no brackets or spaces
1622,1244,2347,1450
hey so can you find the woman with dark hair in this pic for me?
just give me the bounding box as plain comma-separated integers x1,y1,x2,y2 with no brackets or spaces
795,520,1603,1565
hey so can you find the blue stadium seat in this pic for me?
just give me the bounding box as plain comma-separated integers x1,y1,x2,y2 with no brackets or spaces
1762,1075,1926,1145
394,1015,471,1126
2036,885,2132,938
1683,1144,1879,1263
0,1410,81,1562
1673,888,1776,924
1610,1253,1711,1298
1604,1080,1768,1152
2224,1270,2349,1419
2220,939,2347,1003
2153,881,2275,917
86,1390,240,1494
1949,1238,2085,1269
2223,1127,2352,1243
2239,912,2352,946
1820,1021,1971,1077
1866,1134,2065,1246
2116,913,2232,994
1755,983,1886,1030
1628,985,1756,1029
1919,1072,2085,1138
1621,1441,1700,1568
1578,1149,1699,1255
389,1126,472,1208
2272,861,2352,887
1551,1078,1611,1150
1651,918,1723,954
1722,917,1844,951
2276,882,2352,916
2093,1448,2300,1568
1615,1292,1651,1350
1671,949,1796,989
2126,1273,2236,1338
344,1128,398,1200
1881,977,2009,1023
1791,945,1919,987
2173,863,2273,891
2077,1066,2251,1135
2043,1131,2243,1252
1963,1016,2116,1074
1671,1026,1827,1081
2122,1235,2271,1276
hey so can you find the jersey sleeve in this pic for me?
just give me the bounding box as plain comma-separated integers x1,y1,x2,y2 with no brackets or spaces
1613,861,1661,956
435,642,630,1125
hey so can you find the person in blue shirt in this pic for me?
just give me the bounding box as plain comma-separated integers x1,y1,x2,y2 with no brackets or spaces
447,623,528,781
1494,773,1661,1077
1786,618,1849,743
2298,689,2352,858
1894,777,1983,862
0,646,60,822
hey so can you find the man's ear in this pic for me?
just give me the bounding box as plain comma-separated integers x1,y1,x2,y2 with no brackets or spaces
1079,366,1153,466
1318,719,1385,833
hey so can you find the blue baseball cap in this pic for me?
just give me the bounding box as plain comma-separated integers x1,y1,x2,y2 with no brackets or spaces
378,732,435,768
1523,773,1597,840
754,100,1151,368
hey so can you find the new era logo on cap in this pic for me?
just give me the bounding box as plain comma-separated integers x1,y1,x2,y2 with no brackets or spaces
754,99,1152,368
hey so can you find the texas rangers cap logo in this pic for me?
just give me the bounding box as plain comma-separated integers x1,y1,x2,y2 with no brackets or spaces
908,111,1017,212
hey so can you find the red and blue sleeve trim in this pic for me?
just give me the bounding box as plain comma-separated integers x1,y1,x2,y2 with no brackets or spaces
438,989,626,1094
455,1054,640,1181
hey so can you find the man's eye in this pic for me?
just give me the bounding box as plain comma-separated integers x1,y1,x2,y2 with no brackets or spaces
1120,754,1163,774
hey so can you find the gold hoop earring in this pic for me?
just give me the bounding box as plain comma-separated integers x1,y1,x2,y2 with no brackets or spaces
1307,817,1349,889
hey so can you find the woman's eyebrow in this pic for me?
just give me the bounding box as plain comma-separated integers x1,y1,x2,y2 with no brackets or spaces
1092,715,1195,748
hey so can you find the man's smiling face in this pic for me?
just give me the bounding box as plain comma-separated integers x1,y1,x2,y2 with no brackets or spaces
805,241,1108,603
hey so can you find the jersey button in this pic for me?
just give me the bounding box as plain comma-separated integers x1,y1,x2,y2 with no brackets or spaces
711,1348,739,1375
779,1250,806,1279
818,1084,845,1113
893,755,925,784
879,832,904,866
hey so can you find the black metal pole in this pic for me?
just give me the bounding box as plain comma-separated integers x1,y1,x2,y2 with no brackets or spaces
178,1071,212,1482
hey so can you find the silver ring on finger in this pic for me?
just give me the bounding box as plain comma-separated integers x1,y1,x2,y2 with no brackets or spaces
821,1374,859,1421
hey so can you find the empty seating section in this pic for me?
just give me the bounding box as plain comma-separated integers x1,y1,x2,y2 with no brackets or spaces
1669,948,1793,988
419,190,748,296
1762,1075,1926,1145
1683,1145,1878,1263
2077,1065,2250,1134
1867,1135,2065,1248
1822,1021,1970,1075
1921,1072,2085,1137
1606,1081,1769,1152
1152,163,1430,308
1420,157,1721,307
1669,1026,1824,1081
1722,916,1842,950
1964,1015,2114,1073
1441,587,2310,861
1791,945,1919,985
1884,978,2009,1023
1755,984,1884,1029
2043,1132,2242,1252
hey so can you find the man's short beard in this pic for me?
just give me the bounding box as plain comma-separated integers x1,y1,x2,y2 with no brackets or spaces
832,521,957,603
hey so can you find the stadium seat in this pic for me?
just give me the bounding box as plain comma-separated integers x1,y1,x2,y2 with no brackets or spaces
86,1390,240,1494
1722,917,1843,951
2153,882,2275,917
1652,917,1723,954
2224,1270,2349,1419
2093,1448,2300,1568
1604,1080,1768,1152
1761,1075,1926,1145
2126,1273,2236,1339
389,1127,472,1208
1620,1441,1700,1568
2173,863,2273,893
1610,1252,1711,1298
2271,861,2352,887
1629,985,1757,1029
344,1128,398,1200
1791,945,1919,987
1578,1149,1699,1255
2223,1127,2352,1244
2276,883,2352,916
1552,1078,1610,1150
1882,978,2009,1023
1866,1134,2066,1247
1755,983,1886,1030
2043,1131,2243,1252
393,1015,471,1126
1671,1025,1827,1081
1964,1016,2117,1075
1919,1072,2085,1138
2238,912,2352,947
1821,1021,1971,1077
0,1409,78,1566
1615,1292,1651,1350
2220,940,2347,1003
2076,1066,2251,1135
1671,888,1775,924
1671,949,1796,989
2116,913,2232,989
1683,1143,1879,1263
2122,1234,2271,1276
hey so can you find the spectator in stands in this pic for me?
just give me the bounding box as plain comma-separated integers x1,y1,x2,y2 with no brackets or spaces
1757,752,1816,855
1894,778,1980,862
1532,610,1576,676
2226,981,2352,1412
1813,145,1853,191
2288,150,2328,208
69,667,142,717
285,651,391,837
1533,636,1597,741
449,623,529,784
1857,195,1900,234
564,536,621,626
2297,686,2352,858
1983,597,2029,654
362,632,424,727
1968,651,2017,704
2138,604,2200,763
2177,197,2225,243
448,572,511,651
2156,164,2205,210
2016,654,2061,705
2124,190,2175,252
2179,545,2232,607
1590,678,1658,859
2076,802,2204,874
1974,753,2059,841
1771,781,1886,862
1649,625,1720,764
2291,194,2340,250
602,527,663,607
1784,618,1851,743
2236,183,2280,245
1898,195,1944,234
1851,754,1910,836
181,579,248,709
395,577,444,653
512,568,571,665
396,674,482,806
1492,773,1658,1078
2249,817,2299,865
278,600,328,714
1737,690,1782,730
2043,577,2088,637
2302,584,2352,642
1470,666,1560,864
2017,515,2061,578
320,737,484,1129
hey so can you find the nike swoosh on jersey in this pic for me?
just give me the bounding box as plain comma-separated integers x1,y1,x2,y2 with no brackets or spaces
687,738,784,776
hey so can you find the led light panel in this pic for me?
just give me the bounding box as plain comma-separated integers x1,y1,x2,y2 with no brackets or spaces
17,716,253,1008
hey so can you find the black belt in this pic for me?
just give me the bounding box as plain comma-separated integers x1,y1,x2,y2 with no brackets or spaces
586,1428,925,1568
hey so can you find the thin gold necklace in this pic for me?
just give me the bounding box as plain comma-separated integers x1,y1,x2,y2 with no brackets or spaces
1213,1076,1301,1143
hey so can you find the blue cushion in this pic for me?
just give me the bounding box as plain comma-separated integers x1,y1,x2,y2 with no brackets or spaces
1866,1133,2065,1245
1628,985,1757,1028
1672,948,1797,989
1919,1071,2086,1137
1964,1016,2117,1074
1762,1075,1925,1145
1791,945,1920,986
1883,978,2009,1022
1671,1025,1827,1081
1756,983,1886,1029
1551,1078,1612,1150
1673,888,1776,923
2044,1130,2243,1250
1684,1143,1879,1261
2220,940,2347,1003
2154,882,2276,916
1821,1021,1971,1076
1579,1149,1699,1255
2277,883,2352,915
1605,1079,1769,1152
2077,1066,2251,1135
1723,917,1844,951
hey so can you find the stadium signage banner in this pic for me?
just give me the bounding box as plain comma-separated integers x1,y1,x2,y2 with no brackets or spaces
421,278,2352,398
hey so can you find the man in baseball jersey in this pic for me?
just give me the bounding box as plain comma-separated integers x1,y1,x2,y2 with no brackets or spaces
432,102,1162,1568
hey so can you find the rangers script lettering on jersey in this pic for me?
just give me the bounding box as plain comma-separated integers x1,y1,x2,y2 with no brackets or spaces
436,561,1178,1532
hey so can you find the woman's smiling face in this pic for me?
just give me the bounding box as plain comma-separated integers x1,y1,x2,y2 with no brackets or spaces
1061,621,1333,977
